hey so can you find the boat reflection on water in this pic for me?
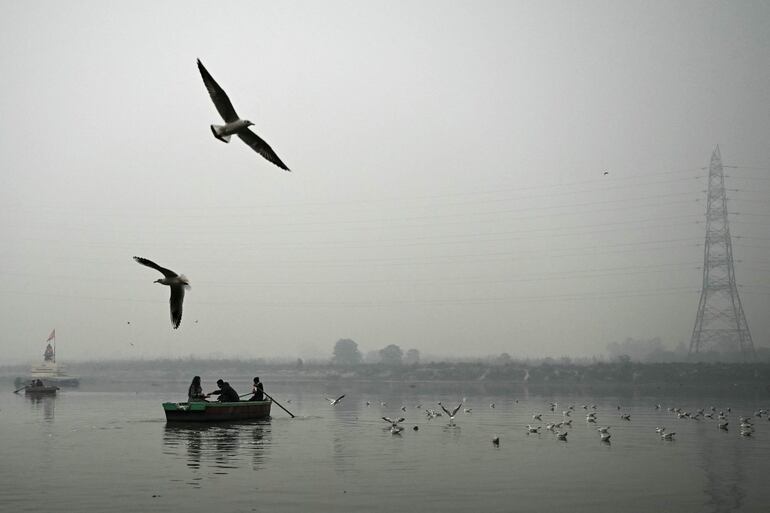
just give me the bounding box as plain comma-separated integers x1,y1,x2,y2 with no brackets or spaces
162,421,272,482
26,394,56,422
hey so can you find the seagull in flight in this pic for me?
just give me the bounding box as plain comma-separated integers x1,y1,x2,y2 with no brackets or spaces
133,257,189,329
440,402,463,423
325,394,345,406
197,59,290,171
382,417,405,428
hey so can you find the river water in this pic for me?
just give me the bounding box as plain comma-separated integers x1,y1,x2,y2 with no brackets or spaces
1,379,768,512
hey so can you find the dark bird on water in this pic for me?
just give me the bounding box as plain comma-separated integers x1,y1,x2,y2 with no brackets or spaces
133,257,190,329
196,59,290,171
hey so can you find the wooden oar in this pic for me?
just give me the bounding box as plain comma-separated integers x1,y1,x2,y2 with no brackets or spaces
263,391,295,418
13,384,28,394
238,390,295,418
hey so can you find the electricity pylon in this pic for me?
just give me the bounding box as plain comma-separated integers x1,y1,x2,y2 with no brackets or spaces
689,146,756,360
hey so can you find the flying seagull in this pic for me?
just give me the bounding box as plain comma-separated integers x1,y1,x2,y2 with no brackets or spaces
133,257,189,329
440,402,463,422
325,394,345,406
196,59,290,171
382,417,405,427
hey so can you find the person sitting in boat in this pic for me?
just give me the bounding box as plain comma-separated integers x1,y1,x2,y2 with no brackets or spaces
32,379,44,387
249,377,264,401
187,376,207,402
208,379,239,402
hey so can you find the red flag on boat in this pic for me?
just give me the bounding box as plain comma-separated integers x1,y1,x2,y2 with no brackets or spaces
46,329,55,342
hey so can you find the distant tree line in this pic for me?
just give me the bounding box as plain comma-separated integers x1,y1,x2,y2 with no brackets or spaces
331,338,420,367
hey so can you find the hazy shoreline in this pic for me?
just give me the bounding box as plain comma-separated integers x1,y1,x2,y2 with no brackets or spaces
4,359,770,393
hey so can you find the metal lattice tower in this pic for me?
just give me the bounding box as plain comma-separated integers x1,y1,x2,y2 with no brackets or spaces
689,146,756,360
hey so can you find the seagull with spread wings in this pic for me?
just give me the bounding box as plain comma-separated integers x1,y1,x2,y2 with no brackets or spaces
325,394,345,406
440,402,463,423
197,58,290,171
382,416,405,428
133,257,190,329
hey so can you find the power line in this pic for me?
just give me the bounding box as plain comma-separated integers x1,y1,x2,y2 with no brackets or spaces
0,285,701,308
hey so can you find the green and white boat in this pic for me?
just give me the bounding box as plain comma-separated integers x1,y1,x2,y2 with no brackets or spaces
162,400,272,422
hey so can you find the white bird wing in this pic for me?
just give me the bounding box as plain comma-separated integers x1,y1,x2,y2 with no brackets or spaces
397,417,405,424
237,129,291,171
133,256,178,279
336,394,345,402
197,59,239,123
451,404,463,417
440,404,452,417
169,285,185,329
382,417,394,424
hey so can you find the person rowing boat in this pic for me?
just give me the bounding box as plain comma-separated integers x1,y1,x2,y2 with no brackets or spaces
249,377,264,402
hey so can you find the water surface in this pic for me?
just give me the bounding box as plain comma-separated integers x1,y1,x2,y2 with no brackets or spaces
1,380,768,512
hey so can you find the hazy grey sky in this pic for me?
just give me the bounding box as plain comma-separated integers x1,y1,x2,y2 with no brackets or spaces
1,1,769,363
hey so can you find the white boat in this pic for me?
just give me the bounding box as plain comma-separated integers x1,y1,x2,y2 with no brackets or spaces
29,361,79,387
17,330,80,387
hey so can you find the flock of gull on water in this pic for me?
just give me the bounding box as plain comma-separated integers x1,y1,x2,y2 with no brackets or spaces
324,395,769,443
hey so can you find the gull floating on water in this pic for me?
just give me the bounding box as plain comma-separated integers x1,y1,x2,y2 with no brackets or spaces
196,59,290,171
325,394,345,406
600,432,611,442
133,257,189,329
661,431,676,440
556,431,568,441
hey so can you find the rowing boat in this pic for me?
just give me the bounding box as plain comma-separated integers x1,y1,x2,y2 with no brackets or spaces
24,384,59,395
162,400,271,422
